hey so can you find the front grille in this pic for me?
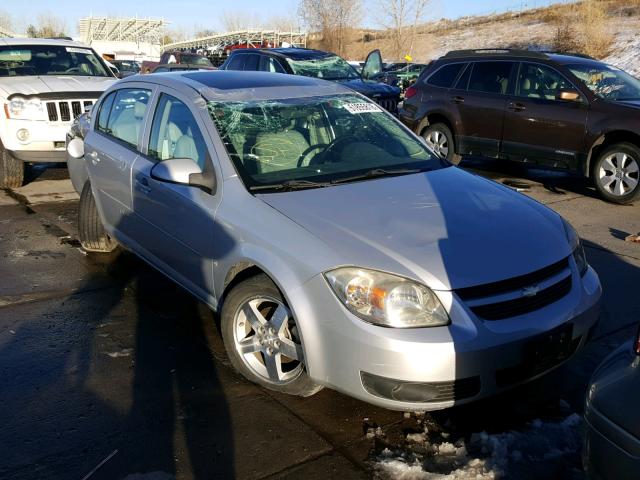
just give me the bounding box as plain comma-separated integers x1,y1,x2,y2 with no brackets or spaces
470,275,572,320
457,257,569,300
45,99,95,122
375,97,398,112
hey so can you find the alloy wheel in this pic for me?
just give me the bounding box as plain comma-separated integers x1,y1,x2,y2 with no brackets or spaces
233,296,304,384
598,152,639,197
424,130,449,158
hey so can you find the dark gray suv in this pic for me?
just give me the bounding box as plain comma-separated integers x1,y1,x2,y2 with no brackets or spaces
400,49,640,204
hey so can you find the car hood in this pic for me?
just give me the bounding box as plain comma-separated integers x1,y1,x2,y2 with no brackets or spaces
0,75,117,98
336,78,401,98
259,167,570,291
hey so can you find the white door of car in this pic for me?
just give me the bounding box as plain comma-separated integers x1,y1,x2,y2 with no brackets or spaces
84,85,152,238
130,88,221,304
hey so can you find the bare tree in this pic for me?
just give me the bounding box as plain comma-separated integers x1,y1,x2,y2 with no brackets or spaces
0,10,13,35
220,11,261,32
377,0,431,60
299,0,362,56
26,13,67,38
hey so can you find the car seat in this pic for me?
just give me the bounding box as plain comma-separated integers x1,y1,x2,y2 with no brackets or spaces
112,100,147,146
251,130,310,173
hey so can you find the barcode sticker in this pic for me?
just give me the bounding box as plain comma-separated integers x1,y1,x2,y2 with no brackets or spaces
343,102,383,114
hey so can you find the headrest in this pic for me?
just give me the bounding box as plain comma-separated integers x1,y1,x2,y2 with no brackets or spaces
134,101,147,119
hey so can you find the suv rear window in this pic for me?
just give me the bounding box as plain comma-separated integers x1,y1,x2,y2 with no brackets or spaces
469,62,514,94
426,63,465,88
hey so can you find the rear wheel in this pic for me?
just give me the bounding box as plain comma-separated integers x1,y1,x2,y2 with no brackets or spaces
422,123,461,165
592,142,640,204
221,274,322,397
78,182,118,252
0,141,24,189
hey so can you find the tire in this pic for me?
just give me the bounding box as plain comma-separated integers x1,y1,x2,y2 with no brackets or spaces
221,273,322,397
78,182,118,253
422,123,461,165
0,141,25,189
592,142,640,204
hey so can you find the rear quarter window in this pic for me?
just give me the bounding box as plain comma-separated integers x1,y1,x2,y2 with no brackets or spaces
426,63,465,88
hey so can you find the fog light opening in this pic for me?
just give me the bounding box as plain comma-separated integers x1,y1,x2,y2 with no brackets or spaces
16,128,29,142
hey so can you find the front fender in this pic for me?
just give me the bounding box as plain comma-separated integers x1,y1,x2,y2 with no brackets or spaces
67,154,89,194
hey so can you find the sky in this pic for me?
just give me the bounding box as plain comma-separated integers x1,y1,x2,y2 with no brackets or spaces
3,0,565,37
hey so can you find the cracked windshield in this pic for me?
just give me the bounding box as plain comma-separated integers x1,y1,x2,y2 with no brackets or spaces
285,55,360,80
569,63,640,100
207,94,445,191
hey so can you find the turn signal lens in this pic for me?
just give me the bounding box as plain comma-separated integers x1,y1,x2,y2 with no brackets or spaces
404,86,418,99
635,324,640,356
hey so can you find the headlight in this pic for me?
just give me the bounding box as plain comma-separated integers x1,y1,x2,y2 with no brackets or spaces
324,267,449,328
5,97,44,120
562,218,588,276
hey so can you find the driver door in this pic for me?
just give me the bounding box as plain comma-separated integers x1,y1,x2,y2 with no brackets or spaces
130,88,221,303
362,49,383,80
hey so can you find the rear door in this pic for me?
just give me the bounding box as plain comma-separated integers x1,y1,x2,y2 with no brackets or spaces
501,62,589,169
84,85,153,236
451,61,516,157
130,88,220,302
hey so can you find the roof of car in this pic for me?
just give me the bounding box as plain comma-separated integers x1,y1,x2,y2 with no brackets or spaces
0,37,91,48
440,48,605,66
180,70,334,90
231,47,335,60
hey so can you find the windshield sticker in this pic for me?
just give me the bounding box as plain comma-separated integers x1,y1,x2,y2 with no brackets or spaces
66,47,92,54
343,103,383,114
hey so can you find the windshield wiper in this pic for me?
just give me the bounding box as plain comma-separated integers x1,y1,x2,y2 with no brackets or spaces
330,167,426,185
249,179,331,192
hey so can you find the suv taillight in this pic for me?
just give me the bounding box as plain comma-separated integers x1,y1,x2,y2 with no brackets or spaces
635,325,640,355
404,86,418,99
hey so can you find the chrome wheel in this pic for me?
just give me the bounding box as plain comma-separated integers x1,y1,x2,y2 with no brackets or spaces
598,152,639,197
424,129,449,158
233,296,304,384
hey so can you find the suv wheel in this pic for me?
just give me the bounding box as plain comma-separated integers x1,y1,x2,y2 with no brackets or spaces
78,182,118,252
593,143,640,204
221,273,322,397
0,141,25,189
422,123,461,165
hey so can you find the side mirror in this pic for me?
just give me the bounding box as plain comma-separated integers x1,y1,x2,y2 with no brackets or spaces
67,137,84,159
150,157,216,194
362,49,383,80
557,89,582,102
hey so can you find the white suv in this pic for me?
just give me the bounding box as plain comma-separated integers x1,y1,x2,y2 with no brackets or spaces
0,38,117,188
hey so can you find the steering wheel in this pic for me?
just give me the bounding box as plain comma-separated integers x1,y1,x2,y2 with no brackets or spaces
64,67,82,74
311,135,360,165
297,144,328,167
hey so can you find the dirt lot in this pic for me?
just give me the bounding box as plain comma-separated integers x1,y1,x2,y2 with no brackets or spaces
1,160,639,480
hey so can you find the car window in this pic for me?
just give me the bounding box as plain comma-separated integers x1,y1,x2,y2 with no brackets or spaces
469,62,514,94
426,63,465,88
154,67,168,73
243,54,260,71
97,91,116,133
225,54,244,70
517,63,573,100
105,89,151,147
568,63,640,101
259,55,285,73
0,44,110,77
148,93,208,169
453,63,471,90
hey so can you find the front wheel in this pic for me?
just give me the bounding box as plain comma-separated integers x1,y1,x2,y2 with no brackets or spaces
221,274,322,397
592,142,640,204
78,182,118,252
422,123,461,165
0,141,24,189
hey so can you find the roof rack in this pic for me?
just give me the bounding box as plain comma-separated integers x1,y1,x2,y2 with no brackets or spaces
539,50,595,60
443,49,549,59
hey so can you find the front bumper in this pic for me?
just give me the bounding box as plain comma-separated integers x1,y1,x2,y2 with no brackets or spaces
0,118,70,162
291,265,601,411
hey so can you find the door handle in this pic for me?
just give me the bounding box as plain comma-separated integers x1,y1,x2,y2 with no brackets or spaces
135,177,151,195
451,95,465,104
508,102,526,112
88,150,100,165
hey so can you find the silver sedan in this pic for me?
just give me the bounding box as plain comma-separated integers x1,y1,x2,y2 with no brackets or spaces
66,71,602,411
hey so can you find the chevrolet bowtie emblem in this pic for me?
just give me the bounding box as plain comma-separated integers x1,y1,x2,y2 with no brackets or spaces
522,285,540,297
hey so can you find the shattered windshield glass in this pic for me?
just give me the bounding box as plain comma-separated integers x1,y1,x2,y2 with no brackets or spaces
569,63,640,101
207,94,445,191
285,55,360,80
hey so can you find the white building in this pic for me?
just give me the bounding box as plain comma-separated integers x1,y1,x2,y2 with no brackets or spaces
78,17,168,61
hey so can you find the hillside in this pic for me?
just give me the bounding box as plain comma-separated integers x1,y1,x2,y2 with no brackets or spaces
336,1,640,75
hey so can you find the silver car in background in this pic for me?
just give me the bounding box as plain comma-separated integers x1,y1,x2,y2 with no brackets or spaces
583,325,640,479
67,71,602,410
